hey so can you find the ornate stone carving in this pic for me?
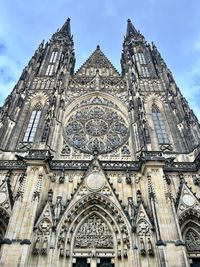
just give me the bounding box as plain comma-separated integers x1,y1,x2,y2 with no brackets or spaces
64,104,129,154
137,219,150,236
185,229,200,251
38,219,51,234
193,174,200,187
54,196,62,221
75,214,113,248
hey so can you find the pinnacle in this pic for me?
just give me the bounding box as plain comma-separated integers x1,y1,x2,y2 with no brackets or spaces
59,18,71,36
126,18,138,37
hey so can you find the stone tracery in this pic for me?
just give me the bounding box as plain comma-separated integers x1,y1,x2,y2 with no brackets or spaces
185,228,200,252
64,101,129,154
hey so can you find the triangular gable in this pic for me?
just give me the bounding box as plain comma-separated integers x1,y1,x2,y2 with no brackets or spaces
75,46,120,77
0,180,13,216
135,203,153,236
35,202,53,229
177,183,200,217
65,158,125,212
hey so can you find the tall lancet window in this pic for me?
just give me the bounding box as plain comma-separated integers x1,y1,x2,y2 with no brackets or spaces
45,50,58,76
23,105,41,142
137,52,150,77
152,105,170,144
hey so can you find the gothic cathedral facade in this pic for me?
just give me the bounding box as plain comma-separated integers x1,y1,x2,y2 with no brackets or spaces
0,19,200,267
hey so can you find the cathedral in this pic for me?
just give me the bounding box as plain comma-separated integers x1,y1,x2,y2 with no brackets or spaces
0,18,200,267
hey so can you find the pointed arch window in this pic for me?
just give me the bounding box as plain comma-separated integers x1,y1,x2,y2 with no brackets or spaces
138,52,146,65
136,52,150,78
23,105,41,142
152,105,170,144
141,66,150,77
185,228,200,252
49,50,58,63
45,50,58,76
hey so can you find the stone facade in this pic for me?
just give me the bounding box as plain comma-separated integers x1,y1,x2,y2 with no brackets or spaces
0,18,200,267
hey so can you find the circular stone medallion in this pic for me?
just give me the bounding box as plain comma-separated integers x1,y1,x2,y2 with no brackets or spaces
182,194,195,207
86,172,105,191
0,192,6,204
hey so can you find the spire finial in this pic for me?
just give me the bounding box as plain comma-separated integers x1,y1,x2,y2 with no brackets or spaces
126,18,138,38
60,18,71,36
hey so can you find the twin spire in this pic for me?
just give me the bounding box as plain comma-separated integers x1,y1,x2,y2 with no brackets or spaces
58,18,140,40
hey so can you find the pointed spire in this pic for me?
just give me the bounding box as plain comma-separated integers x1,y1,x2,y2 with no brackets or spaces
126,19,138,38
125,19,145,43
60,18,71,36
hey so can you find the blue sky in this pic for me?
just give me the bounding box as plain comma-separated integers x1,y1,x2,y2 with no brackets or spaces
0,0,200,118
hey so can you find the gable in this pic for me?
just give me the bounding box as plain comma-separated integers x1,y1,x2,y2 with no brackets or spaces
75,45,120,78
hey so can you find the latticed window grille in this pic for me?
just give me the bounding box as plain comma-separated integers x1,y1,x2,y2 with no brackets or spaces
152,105,170,144
138,52,146,65
45,50,58,75
23,105,41,142
137,52,150,77
45,64,54,76
49,51,58,63
141,66,150,77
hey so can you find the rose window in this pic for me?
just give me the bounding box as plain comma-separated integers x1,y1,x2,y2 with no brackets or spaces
85,119,108,136
64,105,129,154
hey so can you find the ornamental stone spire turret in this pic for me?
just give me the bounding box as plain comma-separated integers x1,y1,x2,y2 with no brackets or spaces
59,18,71,36
126,19,145,43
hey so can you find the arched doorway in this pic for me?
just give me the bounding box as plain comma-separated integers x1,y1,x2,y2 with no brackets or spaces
57,193,132,267
72,212,115,267
180,212,200,267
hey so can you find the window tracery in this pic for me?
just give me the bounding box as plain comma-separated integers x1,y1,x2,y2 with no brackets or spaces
49,50,58,63
138,52,146,65
45,50,58,76
152,105,170,144
23,105,41,142
136,52,150,77
185,229,200,252
64,103,129,154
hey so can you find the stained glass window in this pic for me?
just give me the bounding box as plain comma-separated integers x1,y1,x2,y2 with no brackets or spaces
137,52,150,77
23,106,41,142
49,51,58,63
45,50,58,75
152,105,169,144
138,52,146,65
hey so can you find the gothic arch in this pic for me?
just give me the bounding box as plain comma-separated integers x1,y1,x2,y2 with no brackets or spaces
63,92,129,121
143,93,166,106
143,95,173,150
62,92,130,155
71,210,116,251
22,103,42,144
179,209,200,257
56,193,132,260
26,91,48,108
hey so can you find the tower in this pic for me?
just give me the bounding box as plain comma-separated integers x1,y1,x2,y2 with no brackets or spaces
0,18,199,267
